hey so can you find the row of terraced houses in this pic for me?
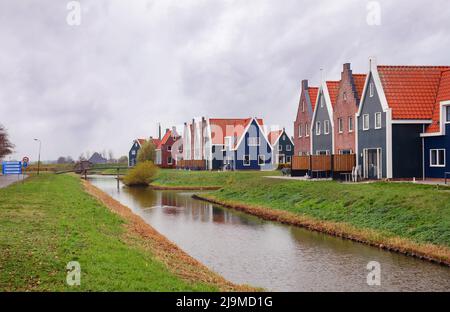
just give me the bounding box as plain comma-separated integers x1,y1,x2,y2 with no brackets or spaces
129,58,449,180
294,60,450,180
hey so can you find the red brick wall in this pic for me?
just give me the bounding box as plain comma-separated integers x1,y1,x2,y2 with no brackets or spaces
161,135,176,168
333,64,358,154
294,85,313,156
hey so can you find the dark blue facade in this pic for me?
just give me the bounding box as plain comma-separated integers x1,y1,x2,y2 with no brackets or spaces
129,141,140,167
424,124,450,178
229,120,273,170
273,130,294,164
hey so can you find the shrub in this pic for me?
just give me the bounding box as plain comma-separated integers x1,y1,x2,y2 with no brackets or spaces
277,163,291,170
123,161,158,186
137,141,156,163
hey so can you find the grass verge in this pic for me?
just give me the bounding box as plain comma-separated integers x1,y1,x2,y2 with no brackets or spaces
0,173,250,291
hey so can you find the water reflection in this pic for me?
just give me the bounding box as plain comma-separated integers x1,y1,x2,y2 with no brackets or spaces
89,176,450,292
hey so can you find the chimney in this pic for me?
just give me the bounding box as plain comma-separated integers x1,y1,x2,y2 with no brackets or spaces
301,79,309,91
342,63,352,79
158,123,162,140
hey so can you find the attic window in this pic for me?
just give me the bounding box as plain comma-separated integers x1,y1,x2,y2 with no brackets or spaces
369,82,374,97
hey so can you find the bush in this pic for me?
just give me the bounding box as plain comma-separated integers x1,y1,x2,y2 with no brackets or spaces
123,161,158,186
277,163,291,170
137,141,156,163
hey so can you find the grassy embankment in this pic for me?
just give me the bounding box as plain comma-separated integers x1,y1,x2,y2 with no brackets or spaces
0,173,248,291
152,170,450,264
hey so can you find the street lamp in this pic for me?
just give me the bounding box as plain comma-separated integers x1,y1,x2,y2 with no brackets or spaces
34,138,41,175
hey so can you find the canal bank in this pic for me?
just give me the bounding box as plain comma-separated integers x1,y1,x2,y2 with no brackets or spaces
0,173,248,291
151,170,450,266
90,175,450,291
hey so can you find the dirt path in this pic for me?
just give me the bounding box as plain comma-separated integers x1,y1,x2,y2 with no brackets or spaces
83,179,255,292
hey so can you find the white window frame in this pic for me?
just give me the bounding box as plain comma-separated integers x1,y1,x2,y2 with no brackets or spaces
286,156,292,163
338,118,343,133
243,155,250,166
305,122,309,137
316,121,321,135
286,145,292,151
167,145,172,152
258,155,265,166
167,156,173,165
430,149,446,167
278,145,282,152
324,120,330,135
348,116,353,133
320,98,324,108
369,82,374,97
298,124,302,138
363,114,370,131
375,112,382,129
248,137,260,146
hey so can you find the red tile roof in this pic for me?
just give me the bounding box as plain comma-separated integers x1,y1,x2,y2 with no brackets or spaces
377,66,450,120
426,70,450,133
308,87,319,110
137,139,147,146
326,81,340,107
209,118,264,145
151,138,161,147
268,130,283,145
352,74,367,98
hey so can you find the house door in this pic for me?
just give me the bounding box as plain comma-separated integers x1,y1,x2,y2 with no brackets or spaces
364,148,382,179
278,154,285,164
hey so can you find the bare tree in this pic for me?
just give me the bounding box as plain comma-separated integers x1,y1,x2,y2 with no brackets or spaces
57,156,67,164
0,125,14,159
108,149,114,162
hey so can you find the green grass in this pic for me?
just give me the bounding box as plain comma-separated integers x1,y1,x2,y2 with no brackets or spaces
211,179,450,247
153,169,281,188
154,170,450,248
0,174,218,291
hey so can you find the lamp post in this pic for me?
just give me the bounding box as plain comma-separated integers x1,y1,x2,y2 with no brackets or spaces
34,138,41,175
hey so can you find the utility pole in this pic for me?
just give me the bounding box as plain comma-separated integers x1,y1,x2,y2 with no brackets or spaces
34,138,41,175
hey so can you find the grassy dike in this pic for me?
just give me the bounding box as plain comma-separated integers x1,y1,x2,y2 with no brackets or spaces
152,170,450,265
0,174,250,291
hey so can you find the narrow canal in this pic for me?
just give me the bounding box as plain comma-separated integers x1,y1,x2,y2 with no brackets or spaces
89,176,450,291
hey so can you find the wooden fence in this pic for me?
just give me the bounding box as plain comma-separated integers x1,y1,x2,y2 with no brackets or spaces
176,159,206,170
292,154,355,172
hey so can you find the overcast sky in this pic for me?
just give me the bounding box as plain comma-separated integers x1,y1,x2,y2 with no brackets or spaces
1,0,449,161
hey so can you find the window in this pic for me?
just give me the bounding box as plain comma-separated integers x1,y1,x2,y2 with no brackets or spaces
167,156,173,165
258,155,265,165
320,97,324,108
243,155,250,166
286,156,292,163
369,82,374,97
375,112,382,129
317,150,329,155
430,149,446,167
338,118,343,133
298,124,302,137
305,123,309,136
343,92,347,101
348,117,353,132
131,150,136,155
286,145,292,151
324,120,330,134
363,114,370,130
316,121,321,135
248,137,260,146
167,145,172,152
224,136,232,150
339,149,352,155
446,106,450,123
302,101,305,112
278,145,282,152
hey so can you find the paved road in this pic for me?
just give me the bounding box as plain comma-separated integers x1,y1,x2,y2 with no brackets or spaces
0,175,27,188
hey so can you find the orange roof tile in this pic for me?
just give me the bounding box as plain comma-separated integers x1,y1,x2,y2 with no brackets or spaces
426,70,450,133
209,118,264,145
378,66,450,120
352,74,367,98
308,87,319,110
268,130,283,145
326,81,340,107
158,130,173,148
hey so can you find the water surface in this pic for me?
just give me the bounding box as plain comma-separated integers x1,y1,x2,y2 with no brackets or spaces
90,176,450,291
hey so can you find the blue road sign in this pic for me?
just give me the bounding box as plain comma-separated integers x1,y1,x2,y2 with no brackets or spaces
2,161,22,175
23,162,28,168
